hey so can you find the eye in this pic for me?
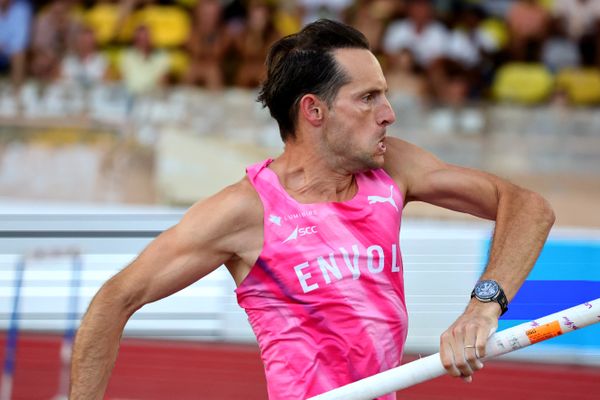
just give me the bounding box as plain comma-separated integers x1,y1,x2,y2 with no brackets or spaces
362,93,374,103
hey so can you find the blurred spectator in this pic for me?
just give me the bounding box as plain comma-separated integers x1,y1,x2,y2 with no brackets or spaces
119,25,170,95
0,0,32,88
298,0,353,25
447,5,498,70
383,0,449,69
234,1,279,88
60,25,108,87
349,0,401,55
542,18,581,73
184,0,226,90
30,0,80,82
478,0,514,19
385,48,428,103
506,0,550,61
552,0,600,66
384,0,471,106
446,5,500,98
115,0,157,40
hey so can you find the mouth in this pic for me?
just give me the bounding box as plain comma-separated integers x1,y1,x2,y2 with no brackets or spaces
377,137,387,154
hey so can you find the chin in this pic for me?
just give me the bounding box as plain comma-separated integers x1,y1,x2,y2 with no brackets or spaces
359,154,384,171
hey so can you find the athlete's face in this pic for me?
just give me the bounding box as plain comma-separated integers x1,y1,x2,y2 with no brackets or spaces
321,49,396,171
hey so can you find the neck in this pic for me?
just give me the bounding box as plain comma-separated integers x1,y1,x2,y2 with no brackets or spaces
271,139,357,203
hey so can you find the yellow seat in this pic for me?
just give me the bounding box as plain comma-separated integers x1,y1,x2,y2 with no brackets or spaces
135,6,191,48
492,63,554,104
83,4,119,45
556,68,600,105
273,10,301,36
480,18,509,50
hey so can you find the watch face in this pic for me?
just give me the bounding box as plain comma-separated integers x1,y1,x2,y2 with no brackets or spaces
475,280,499,299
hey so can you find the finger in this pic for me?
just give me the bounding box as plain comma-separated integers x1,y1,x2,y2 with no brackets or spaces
439,331,461,377
475,323,495,359
464,329,484,372
450,327,473,378
464,346,483,372
461,375,473,383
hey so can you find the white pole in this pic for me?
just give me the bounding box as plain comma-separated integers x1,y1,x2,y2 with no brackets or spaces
309,298,600,400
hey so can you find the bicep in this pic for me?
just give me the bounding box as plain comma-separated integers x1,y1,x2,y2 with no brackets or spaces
108,188,249,308
385,138,507,220
118,222,230,306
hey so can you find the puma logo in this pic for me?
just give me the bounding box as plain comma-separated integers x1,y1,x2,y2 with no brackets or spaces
368,186,398,211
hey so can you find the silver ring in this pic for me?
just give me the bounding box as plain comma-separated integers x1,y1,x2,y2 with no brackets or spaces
464,345,476,348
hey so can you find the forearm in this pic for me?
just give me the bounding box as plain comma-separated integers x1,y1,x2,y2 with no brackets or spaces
479,187,555,301
70,290,135,399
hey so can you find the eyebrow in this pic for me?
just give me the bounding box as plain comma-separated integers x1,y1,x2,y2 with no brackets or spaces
356,85,389,97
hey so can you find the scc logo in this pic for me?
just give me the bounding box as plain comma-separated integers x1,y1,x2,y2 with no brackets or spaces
283,225,318,243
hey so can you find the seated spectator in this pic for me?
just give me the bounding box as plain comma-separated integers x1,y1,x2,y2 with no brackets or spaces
234,0,279,88
349,0,400,56
119,25,170,95
383,0,449,69
447,4,500,98
384,0,467,105
447,5,498,70
184,0,226,90
385,48,428,104
552,0,600,66
542,18,581,73
60,26,108,88
30,0,80,82
0,0,32,88
297,0,353,26
506,0,550,61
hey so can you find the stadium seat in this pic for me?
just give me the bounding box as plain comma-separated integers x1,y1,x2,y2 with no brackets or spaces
135,6,191,48
83,4,119,45
273,10,301,37
556,68,600,105
492,63,554,104
480,18,509,50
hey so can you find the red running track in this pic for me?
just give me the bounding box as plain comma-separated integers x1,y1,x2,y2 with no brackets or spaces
1,333,599,399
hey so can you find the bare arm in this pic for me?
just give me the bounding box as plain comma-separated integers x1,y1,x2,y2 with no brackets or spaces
385,137,555,379
69,180,261,399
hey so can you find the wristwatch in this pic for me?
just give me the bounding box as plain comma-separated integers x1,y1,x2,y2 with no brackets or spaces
470,279,509,316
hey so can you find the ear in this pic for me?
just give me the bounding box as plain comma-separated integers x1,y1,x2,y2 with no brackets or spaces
298,94,325,127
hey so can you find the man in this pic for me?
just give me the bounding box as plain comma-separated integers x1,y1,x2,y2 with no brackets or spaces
70,19,555,399
0,0,32,88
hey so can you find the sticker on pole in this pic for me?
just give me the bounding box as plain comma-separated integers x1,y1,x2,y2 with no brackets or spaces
525,320,562,344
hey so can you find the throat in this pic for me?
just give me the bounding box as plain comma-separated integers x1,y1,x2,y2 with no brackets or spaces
285,173,358,204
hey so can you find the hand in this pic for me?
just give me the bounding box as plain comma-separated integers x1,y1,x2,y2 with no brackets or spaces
439,300,500,383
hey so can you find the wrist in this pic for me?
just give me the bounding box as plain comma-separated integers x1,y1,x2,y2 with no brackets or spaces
470,279,509,316
465,297,503,319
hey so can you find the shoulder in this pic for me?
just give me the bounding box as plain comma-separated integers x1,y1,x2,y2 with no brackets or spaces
384,137,444,174
383,137,445,195
179,177,263,238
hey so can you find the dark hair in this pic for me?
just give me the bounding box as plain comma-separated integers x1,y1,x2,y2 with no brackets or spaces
257,19,370,142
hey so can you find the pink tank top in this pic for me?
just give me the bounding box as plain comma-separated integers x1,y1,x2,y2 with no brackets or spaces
236,159,408,399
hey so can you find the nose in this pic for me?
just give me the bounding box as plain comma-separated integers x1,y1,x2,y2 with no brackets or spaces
377,95,396,127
